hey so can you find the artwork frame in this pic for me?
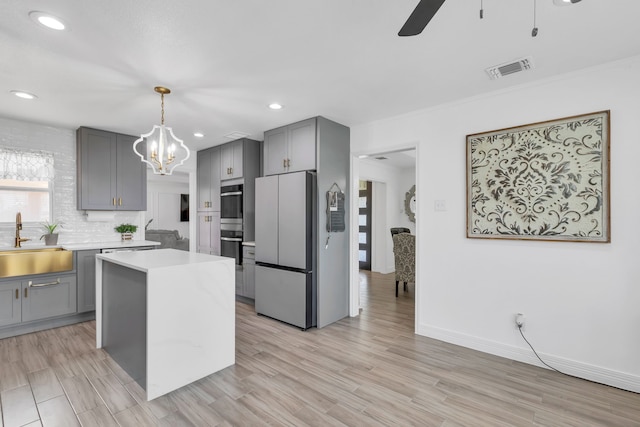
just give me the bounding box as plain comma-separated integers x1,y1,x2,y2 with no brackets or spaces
466,110,610,243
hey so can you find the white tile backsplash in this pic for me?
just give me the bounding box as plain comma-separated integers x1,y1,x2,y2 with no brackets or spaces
0,117,144,246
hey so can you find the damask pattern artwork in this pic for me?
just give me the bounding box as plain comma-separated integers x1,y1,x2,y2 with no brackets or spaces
466,110,610,242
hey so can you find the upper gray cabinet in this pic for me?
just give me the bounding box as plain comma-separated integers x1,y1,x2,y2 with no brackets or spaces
220,139,244,180
264,117,316,176
197,146,221,211
77,127,147,211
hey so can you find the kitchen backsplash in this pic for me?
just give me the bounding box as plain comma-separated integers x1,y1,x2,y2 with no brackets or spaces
0,116,144,247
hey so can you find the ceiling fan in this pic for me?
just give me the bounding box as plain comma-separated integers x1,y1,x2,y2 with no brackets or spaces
398,0,583,37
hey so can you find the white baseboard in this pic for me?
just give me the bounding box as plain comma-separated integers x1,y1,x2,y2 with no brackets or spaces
418,323,640,394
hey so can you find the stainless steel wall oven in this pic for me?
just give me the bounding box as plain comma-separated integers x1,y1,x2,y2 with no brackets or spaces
220,184,243,264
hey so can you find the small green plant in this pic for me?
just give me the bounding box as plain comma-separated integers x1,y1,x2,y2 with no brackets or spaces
40,220,62,239
114,223,138,233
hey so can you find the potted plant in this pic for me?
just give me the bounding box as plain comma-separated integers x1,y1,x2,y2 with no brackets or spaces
115,223,138,240
40,220,62,246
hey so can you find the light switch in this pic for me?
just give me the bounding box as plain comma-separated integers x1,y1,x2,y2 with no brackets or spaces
434,200,446,212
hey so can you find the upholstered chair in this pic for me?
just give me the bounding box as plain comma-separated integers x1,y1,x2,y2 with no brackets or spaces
390,227,411,236
392,233,415,297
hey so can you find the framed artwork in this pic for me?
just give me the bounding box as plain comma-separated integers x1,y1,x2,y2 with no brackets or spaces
466,110,610,243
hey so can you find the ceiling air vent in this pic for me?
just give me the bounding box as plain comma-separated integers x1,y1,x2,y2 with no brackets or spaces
375,156,388,160
224,131,250,139
486,56,534,80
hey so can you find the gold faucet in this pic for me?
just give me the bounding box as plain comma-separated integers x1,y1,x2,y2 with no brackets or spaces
15,212,30,248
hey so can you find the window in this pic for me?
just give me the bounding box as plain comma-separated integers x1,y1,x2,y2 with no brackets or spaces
0,148,54,223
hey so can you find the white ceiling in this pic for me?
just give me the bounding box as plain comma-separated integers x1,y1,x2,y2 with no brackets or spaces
1,0,639,152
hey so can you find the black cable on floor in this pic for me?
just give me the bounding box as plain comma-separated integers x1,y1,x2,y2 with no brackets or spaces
518,325,568,375
517,324,638,394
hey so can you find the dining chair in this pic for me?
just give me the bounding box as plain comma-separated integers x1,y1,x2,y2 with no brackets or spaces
392,232,415,297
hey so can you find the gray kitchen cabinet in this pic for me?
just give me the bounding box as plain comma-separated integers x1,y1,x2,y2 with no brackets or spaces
220,138,261,181
197,211,221,255
76,249,99,313
0,281,21,327
197,146,221,211
0,273,77,328
241,245,255,300
220,139,244,180
21,274,77,322
77,127,147,211
263,117,316,176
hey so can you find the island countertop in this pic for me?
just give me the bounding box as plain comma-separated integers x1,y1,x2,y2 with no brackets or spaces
96,248,231,272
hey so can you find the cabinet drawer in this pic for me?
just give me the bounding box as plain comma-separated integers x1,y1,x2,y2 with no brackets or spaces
243,245,255,260
22,274,77,322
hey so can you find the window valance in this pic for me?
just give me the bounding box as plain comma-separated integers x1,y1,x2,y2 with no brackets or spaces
0,147,54,181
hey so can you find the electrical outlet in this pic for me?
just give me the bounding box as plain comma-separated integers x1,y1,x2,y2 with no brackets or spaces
515,313,525,327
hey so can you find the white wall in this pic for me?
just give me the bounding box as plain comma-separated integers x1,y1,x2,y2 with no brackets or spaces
0,118,144,245
360,160,416,273
351,55,640,392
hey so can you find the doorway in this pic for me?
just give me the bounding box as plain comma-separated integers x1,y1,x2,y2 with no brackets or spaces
352,149,417,323
358,180,372,270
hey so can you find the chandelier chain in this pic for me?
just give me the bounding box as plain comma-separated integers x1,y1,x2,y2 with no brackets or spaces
160,93,165,125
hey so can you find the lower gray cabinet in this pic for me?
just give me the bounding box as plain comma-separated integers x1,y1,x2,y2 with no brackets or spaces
76,249,99,312
0,281,21,327
242,245,255,300
197,211,221,255
0,273,77,326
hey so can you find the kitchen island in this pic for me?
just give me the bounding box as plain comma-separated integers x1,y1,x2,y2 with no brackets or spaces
96,248,235,400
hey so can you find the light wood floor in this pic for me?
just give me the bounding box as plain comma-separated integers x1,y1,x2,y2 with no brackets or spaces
1,271,639,426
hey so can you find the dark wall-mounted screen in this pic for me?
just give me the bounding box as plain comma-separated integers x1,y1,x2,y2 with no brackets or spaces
180,194,189,222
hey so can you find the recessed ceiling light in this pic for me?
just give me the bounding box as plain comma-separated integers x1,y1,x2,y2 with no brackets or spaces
268,103,283,110
29,11,66,30
358,155,369,159
10,90,38,100
194,132,204,138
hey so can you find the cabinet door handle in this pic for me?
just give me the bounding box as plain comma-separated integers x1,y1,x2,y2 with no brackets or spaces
29,278,61,288
15,289,19,299
24,288,28,298
119,197,122,206
113,197,116,206
283,159,287,169
287,159,291,168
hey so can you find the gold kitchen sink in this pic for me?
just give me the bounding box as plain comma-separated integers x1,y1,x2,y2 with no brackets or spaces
0,248,73,279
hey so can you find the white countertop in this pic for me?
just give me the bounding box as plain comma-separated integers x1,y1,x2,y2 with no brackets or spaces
96,248,232,273
62,240,161,251
0,240,161,252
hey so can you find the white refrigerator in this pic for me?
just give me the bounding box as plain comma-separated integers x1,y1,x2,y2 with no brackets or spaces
254,171,316,329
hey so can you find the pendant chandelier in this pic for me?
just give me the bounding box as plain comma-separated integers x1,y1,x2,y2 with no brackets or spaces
133,86,190,175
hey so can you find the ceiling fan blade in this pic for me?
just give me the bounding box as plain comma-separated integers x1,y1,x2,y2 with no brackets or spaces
398,0,447,37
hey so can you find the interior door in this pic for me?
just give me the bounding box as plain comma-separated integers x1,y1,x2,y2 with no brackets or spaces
359,180,372,270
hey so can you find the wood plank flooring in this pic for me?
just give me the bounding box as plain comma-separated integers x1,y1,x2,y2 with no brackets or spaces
1,270,639,426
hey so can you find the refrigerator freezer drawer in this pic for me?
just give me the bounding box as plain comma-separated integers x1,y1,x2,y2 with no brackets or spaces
255,265,315,330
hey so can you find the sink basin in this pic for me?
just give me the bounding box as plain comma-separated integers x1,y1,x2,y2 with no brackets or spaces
0,248,73,279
